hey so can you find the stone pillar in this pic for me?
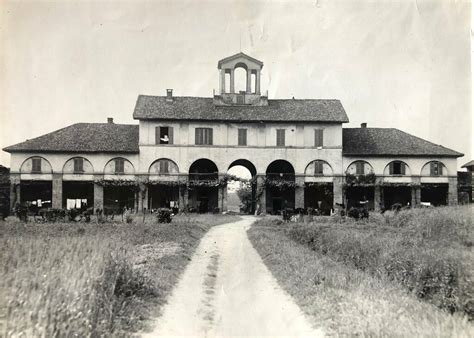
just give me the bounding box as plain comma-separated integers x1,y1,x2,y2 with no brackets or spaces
9,174,20,211
52,173,63,209
230,69,235,93
255,175,266,215
220,69,226,94
374,185,381,212
448,176,458,205
295,176,305,210
93,183,104,212
411,176,421,208
256,70,261,94
138,183,148,212
246,70,252,93
179,185,189,212
333,176,344,210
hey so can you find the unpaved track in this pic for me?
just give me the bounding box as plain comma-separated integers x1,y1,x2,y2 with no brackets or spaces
142,216,323,338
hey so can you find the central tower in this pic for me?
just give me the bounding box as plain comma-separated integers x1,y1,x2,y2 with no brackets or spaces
214,52,268,106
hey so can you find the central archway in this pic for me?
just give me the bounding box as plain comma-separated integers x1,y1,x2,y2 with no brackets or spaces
188,159,219,213
265,160,295,214
227,159,257,214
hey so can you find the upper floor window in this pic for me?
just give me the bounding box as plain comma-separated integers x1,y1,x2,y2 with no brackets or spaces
195,128,213,145
115,158,125,174
314,129,324,148
159,159,169,173
389,161,406,175
156,126,174,145
355,161,365,175
238,128,247,146
430,161,443,176
32,158,42,173
276,129,285,147
314,161,324,175
73,158,84,173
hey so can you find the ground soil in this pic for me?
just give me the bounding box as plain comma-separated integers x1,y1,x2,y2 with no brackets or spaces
142,216,322,337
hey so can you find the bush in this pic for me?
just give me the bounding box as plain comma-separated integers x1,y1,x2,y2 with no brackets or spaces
156,208,172,223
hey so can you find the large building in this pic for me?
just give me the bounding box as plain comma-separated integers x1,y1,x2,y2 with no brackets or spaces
3,53,463,214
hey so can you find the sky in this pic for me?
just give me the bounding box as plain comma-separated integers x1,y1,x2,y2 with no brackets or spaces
0,0,472,169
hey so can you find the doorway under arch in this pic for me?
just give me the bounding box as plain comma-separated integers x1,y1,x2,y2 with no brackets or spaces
227,159,257,214
265,160,295,214
188,159,219,213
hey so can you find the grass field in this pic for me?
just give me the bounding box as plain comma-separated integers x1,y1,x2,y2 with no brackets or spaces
248,206,473,336
0,213,239,337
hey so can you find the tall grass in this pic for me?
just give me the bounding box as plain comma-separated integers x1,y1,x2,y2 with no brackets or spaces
272,206,473,319
0,213,239,337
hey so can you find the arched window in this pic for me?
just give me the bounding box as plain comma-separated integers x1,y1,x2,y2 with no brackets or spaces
387,161,409,175
149,159,179,175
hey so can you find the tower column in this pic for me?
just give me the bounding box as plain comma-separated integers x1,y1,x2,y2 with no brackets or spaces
220,69,225,94
246,69,252,93
256,70,261,94
230,69,235,93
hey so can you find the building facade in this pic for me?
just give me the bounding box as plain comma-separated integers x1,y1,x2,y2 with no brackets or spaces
4,53,463,214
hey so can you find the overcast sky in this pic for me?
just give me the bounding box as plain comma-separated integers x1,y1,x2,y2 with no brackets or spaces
0,0,471,168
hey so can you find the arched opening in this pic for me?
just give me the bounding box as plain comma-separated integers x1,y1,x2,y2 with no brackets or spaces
250,72,256,93
304,160,333,214
148,159,180,211
265,160,295,214
188,159,219,213
345,160,376,210
227,159,257,214
225,71,231,93
420,161,449,206
234,64,248,93
19,156,53,211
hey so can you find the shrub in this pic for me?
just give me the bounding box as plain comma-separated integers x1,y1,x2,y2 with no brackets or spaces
156,208,172,223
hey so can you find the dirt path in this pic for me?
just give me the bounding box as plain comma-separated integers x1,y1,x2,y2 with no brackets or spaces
142,216,323,337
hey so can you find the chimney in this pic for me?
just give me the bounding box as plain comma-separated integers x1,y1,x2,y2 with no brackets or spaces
107,117,114,124
166,89,173,102
361,122,367,128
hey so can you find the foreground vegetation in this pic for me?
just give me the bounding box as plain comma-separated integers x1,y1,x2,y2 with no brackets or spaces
248,206,473,336
0,213,239,337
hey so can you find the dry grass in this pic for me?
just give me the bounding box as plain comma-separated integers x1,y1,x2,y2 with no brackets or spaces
0,213,239,337
248,206,473,337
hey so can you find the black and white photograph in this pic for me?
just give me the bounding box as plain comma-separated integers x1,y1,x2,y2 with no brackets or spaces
0,0,472,336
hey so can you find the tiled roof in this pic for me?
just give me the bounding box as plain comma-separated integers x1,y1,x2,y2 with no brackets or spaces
343,128,463,157
3,123,139,153
133,95,349,123
462,160,474,168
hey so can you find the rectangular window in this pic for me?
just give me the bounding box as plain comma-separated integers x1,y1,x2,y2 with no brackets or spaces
195,128,213,145
73,158,84,173
276,129,285,146
159,160,169,173
32,158,42,173
238,128,247,146
314,161,323,175
314,129,324,148
115,159,125,174
156,126,174,145
430,162,442,176
355,162,365,175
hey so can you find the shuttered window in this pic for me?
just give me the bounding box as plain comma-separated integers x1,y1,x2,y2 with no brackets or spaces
238,128,247,146
159,160,169,173
430,162,443,176
115,159,125,174
314,161,323,175
276,129,285,146
156,126,174,145
389,161,406,175
32,158,42,173
195,128,213,145
314,129,324,148
73,158,84,173
355,161,365,175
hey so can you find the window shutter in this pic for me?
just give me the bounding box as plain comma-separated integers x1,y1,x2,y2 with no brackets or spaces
438,163,443,175
209,128,213,145
314,161,323,175
389,162,394,175
356,162,364,175
168,127,174,144
430,162,435,176
315,129,324,147
155,127,161,145
401,162,406,175
195,128,200,145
